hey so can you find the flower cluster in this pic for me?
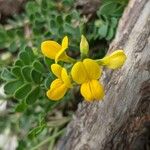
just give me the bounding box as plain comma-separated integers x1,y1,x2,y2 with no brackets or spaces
41,35,127,102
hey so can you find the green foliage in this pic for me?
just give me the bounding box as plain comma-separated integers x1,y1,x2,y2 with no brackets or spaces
0,0,81,53
28,119,46,139
0,0,128,149
89,0,127,41
1,47,51,106
0,0,128,54
15,99,28,112
0,45,70,149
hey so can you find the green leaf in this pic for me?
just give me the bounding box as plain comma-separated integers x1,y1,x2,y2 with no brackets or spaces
112,5,124,17
26,1,39,15
0,28,7,45
28,124,45,139
41,0,47,10
98,2,117,16
65,15,71,23
114,0,129,5
44,74,54,89
11,66,23,79
44,57,54,67
63,0,73,6
25,47,35,62
4,80,23,95
49,20,58,34
26,86,40,104
31,69,42,84
9,41,17,53
33,61,45,73
1,68,15,81
16,140,26,150
64,23,74,34
16,29,24,37
56,15,63,25
106,27,114,40
98,23,108,38
14,59,24,67
21,66,32,82
111,17,118,28
58,26,64,36
15,100,28,112
19,52,30,65
14,83,32,99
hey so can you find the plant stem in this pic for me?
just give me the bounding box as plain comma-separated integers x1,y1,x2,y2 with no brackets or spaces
47,117,70,127
30,129,65,150
48,128,59,150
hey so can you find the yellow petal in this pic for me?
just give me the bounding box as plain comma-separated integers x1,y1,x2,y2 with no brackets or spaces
61,36,68,49
61,68,72,88
47,79,68,100
55,36,69,63
90,80,104,100
55,47,68,63
99,50,127,69
50,79,62,89
51,64,62,78
80,80,104,101
80,82,93,101
83,59,101,80
71,62,88,84
41,41,61,59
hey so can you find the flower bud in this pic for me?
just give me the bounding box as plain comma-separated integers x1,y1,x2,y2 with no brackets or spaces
80,35,89,57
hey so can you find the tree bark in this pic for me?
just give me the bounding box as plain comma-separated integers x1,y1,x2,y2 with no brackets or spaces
57,0,150,149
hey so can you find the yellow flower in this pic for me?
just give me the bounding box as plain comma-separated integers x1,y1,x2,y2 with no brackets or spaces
97,50,127,69
47,64,72,101
71,59,104,101
41,36,74,63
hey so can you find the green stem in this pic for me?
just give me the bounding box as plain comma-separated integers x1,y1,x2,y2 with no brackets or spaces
81,53,88,60
47,117,70,127
95,59,104,65
30,129,65,150
48,128,59,150
66,56,76,63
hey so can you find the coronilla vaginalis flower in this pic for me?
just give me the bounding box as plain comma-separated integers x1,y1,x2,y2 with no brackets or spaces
71,59,104,101
46,64,72,100
41,35,127,102
41,36,74,63
96,50,127,69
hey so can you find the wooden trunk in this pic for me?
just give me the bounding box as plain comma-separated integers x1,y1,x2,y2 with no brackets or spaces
57,0,150,149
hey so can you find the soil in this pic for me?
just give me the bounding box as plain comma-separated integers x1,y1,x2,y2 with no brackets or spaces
0,0,27,24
